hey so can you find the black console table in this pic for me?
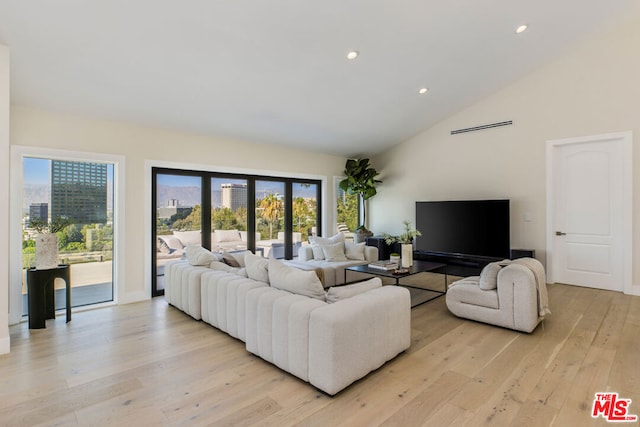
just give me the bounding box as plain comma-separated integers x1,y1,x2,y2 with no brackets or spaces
27,265,71,329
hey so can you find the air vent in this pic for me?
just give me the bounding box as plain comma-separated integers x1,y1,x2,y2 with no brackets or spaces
451,120,513,135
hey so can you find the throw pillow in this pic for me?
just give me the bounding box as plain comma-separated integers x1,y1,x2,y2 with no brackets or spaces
268,259,326,301
314,268,326,288
322,242,347,262
222,251,241,267
157,237,173,254
245,252,269,283
309,232,345,246
161,235,184,250
479,262,503,290
344,241,366,261
325,277,382,303
311,244,325,260
185,245,220,266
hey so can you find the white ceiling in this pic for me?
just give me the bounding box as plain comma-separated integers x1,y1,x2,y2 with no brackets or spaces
0,1,634,157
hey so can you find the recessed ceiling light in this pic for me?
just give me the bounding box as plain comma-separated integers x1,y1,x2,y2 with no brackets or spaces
346,51,359,60
419,87,428,95
516,24,528,34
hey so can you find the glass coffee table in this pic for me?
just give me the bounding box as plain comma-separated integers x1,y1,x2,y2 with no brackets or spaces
345,260,448,307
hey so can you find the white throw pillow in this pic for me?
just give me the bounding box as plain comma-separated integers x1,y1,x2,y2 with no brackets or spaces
322,242,347,262
268,259,326,301
245,252,269,283
325,277,382,303
185,245,220,266
479,262,503,290
309,232,345,246
344,242,366,261
311,244,325,260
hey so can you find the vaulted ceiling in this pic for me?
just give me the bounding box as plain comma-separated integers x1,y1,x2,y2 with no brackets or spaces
0,1,634,156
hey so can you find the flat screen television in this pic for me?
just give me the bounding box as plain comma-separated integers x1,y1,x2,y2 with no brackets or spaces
415,199,510,259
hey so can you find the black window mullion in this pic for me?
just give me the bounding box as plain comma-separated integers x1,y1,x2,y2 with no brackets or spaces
284,181,293,259
201,176,211,250
247,178,256,252
151,168,160,297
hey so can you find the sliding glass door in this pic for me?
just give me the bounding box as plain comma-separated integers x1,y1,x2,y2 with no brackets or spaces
151,168,322,296
153,171,203,297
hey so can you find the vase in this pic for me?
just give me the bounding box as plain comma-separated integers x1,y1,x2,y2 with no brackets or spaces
35,233,59,270
401,243,413,268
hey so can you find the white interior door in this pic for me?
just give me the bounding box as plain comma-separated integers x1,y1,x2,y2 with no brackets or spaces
547,132,632,292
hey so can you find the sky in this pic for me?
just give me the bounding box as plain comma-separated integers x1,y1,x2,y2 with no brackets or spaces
23,157,49,185
158,174,316,196
24,157,114,186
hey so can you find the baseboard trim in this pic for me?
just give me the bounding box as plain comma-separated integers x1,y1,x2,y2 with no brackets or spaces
119,291,149,305
0,335,10,355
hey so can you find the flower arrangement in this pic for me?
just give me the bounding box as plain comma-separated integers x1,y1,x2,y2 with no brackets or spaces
382,220,421,245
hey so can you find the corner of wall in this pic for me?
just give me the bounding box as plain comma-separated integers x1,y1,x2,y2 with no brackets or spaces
1,44,11,354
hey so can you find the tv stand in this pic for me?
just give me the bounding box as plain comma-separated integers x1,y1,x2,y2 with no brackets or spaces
413,251,502,277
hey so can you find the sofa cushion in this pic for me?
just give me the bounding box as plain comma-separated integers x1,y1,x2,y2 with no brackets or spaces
344,242,366,261
215,229,240,242
480,262,504,290
245,252,269,283
325,277,382,303
268,259,326,301
185,245,221,266
322,242,348,262
172,230,201,246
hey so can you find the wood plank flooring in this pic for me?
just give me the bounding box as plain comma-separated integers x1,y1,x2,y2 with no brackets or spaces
1,282,639,426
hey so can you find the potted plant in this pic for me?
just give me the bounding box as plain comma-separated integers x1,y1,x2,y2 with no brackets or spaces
29,216,73,270
338,158,382,243
389,252,401,266
382,220,421,268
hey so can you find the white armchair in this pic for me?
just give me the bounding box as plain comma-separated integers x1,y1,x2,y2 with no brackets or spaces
445,258,550,333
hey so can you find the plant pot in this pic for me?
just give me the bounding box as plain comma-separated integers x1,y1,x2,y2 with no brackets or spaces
35,233,59,270
390,254,401,265
401,243,413,268
353,227,373,244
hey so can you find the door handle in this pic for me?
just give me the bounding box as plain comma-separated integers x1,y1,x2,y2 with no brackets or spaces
555,231,567,236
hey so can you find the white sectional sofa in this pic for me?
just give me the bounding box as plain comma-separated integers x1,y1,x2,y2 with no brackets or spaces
164,246,411,395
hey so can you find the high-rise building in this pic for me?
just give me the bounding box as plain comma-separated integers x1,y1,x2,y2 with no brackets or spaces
221,183,247,210
51,161,108,224
29,203,48,222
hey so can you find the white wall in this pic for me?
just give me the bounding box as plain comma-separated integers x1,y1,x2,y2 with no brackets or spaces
370,5,640,291
1,45,10,354
9,106,346,315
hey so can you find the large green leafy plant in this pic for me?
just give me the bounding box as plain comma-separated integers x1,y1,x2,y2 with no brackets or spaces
339,158,382,232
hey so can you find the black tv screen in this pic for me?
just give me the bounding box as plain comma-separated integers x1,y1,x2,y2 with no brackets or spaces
415,200,510,259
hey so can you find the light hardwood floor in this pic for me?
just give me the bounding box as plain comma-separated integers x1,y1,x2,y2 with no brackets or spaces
1,282,639,426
